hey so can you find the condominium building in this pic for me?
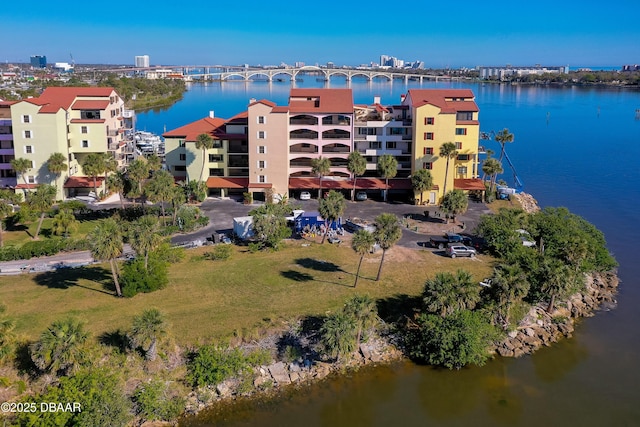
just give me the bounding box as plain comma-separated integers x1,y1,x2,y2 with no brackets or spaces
8,87,128,199
135,55,150,68
404,89,483,204
164,88,484,204
478,65,569,80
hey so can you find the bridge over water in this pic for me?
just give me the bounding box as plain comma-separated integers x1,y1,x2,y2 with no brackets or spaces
182,65,458,83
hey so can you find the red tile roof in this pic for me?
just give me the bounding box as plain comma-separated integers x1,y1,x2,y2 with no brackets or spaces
64,176,105,188
38,87,116,110
14,183,39,189
71,100,110,110
407,89,479,113
206,177,249,189
289,89,353,114
162,117,226,141
454,178,486,191
249,99,276,108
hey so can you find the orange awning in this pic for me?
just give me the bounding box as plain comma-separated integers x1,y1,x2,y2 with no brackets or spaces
63,176,105,188
205,177,249,189
454,178,486,191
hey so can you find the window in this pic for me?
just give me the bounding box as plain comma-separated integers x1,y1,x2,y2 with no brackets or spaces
457,166,468,174
179,154,186,161
258,146,266,154
81,126,88,134
174,165,186,172
455,142,463,149
257,116,266,124
457,154,470,161
369,141,381,149
22,115,31,124
208,154,223,162
82,140,89,148
455,128,467,136
424,132,434,140
425,117,435,125
30,160,35,168
80,110,101,120
423,147,434,155
27,175,35,184
178,139,186,147
422,162,433,170
209,168,224,176
259,175,266,183
386,141,397,149
25,145,33,154
24,130,32,139
258,131,266,139
258,160,266,168
456,112,473,121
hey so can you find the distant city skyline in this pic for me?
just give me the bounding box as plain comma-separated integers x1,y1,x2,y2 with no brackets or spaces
3,1,639,68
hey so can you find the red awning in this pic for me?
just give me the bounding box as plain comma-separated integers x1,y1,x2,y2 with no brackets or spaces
14,183,39,189
248,183,273,189
206,177,249,189
454,178,486,191
63,176,105,188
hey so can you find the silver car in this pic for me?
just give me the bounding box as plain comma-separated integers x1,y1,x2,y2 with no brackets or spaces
446,245,477,258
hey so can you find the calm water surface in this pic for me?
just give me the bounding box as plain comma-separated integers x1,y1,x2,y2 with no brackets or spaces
137,78,640,426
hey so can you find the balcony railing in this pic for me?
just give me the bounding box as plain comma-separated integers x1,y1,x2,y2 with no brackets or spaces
289,132,319,140
322,147,350,153
290,118,318,125
106,129,118,137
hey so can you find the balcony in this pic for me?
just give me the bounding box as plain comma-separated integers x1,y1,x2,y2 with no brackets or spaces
290,130,319,140
290,143,318,154
322,130,350,140
106,129,118,137
290,116,318,126
322,144,350,154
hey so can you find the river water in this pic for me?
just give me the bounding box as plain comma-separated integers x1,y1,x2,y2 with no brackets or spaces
137,77,640,426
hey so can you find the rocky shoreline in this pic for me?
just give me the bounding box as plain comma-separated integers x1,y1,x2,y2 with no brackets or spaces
183,269,620,417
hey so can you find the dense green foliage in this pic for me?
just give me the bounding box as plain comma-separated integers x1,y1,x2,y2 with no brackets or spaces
98,75,186,109
29,318,90,376
249,201,293,250
186,344,270,387
204,244,233,261
0,238,89,261
440,189,469,222
133,379,185,422
17,369,131,427
406,310,500,369
120,254,169,298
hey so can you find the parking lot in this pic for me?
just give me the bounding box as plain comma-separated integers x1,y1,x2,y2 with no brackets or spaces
173,195,492,251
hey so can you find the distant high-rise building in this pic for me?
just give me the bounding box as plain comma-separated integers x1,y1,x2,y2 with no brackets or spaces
294,61,305,68
30,55,47,69
135,55,150,68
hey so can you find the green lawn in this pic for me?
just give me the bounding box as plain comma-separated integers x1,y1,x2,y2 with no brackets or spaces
2,217,100,246
0,241,494,345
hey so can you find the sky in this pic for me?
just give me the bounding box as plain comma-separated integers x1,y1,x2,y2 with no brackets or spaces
2,0,639,68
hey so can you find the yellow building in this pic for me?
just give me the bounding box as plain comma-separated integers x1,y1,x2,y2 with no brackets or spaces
404,89,483,204
9,87,128,200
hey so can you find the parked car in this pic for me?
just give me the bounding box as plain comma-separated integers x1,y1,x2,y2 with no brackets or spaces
430,232,473,249
516,229,536,247
445,245,477,258
355,191,368,201
299,191,311,200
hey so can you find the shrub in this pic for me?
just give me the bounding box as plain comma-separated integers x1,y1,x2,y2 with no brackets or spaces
187,344,270,388
133,379,185,422
120,256,169,298
204,245,232,261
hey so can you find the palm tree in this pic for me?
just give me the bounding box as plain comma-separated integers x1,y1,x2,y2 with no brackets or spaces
88,218,124,297
81,152,106,198
453,269,481,312
10,157,32,200
52,208,79,238
106,171,127,210
129,308,168,362
440,189,468,223
128,215,163,271
495,128,514,163
481,158,503,197
195,133,214,181
377,154,398,202
0,305,15,361
46,152,67,191
439,142,458,200
490,264,530,328
28,184,57,240
373,213,402,281
311,156,331,199
320,310,357,362
127,158,150,207
169,185,186,226
30,317,90,375
411,168,434,205
351,229,375,288
344,295,378,348
0,190,20,248
102,152,118,187
144,169,174,225
347,151,366,201
317,190,346,244
146,153,163,173
422,272,460,317
541,258,573,313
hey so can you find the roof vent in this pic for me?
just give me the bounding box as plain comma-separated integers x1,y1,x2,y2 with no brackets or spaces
209,110,215,119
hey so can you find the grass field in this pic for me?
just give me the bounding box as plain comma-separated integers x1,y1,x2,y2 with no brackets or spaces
0,240,494,345
2,217,99,246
